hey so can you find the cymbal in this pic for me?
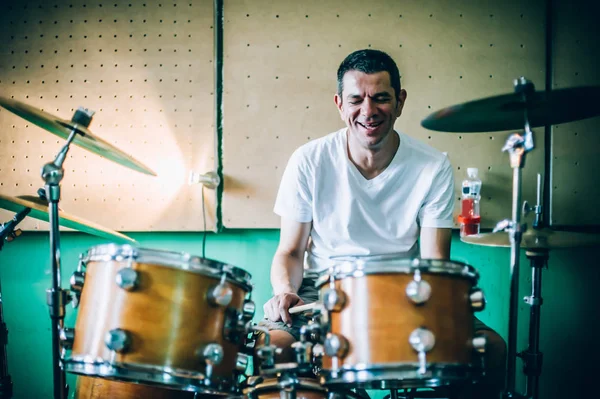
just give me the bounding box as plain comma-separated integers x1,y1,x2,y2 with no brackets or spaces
421,86,600,133
0,96,156,176
461,227,600,250
0,193,136,243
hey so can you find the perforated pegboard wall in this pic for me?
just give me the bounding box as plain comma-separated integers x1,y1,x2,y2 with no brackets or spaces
222,0,546,228
550,0,600,226
0,0,216,232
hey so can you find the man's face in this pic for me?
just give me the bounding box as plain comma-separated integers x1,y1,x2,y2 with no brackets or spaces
334,70,406,150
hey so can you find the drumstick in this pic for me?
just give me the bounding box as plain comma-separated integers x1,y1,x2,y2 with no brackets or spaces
289,302,317,314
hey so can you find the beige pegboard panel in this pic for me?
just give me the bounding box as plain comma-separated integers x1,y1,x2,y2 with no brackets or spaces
0,0,217,233
550,0,600,226
222,0,546,229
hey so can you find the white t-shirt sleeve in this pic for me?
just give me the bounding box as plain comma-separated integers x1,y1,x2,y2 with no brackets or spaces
418,157,455,228
273,148,313,223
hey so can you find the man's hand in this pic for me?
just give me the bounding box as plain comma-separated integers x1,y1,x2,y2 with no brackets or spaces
263,293,305,325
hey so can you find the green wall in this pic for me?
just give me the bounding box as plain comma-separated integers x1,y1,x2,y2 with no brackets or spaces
0,230,597,398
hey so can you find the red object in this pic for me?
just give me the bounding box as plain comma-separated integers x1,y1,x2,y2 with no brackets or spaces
457,215,481,236
461,198,475,218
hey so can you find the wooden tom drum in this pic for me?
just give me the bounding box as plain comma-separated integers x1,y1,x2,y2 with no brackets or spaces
315,258,486,389
63,244,254,395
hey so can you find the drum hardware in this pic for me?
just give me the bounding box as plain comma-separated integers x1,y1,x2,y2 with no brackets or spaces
209,274,235,307
253,325,283,371
198,343,225,380
40,107,97,399
0,210,27,399
405,270,431,305
422,78,600,399
408,328,436,376
224,299,257,345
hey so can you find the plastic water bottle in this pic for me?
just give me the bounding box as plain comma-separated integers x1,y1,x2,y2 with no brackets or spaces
458,167,481,236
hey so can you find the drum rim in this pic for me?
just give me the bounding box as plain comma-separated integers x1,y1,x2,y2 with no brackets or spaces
81,243,252,290
314,258,478,287
244,377,325,394
319,361,480,388
64,356,236,394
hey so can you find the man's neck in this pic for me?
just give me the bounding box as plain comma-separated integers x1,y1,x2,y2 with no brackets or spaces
347,130,400,180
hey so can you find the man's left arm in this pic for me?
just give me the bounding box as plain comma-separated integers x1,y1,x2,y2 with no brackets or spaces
418,157,455,260
420,227,451,259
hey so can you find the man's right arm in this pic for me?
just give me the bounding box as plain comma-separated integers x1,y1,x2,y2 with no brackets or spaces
264,217,312,324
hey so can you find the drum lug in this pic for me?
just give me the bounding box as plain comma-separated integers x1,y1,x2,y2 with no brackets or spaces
69,270,86,309
59,327,75,350
242,299,256,321
291,340,313,366
115,268,139,291
322,287,346,312
469,288,487,312
236,352,250,372
69,255,87,308
198,343,224,379
208,274,233,307
406,270,432,304
472,333,487,354
409,327,436,375
223,307,250,344
300,321,322,342
104,328,131,353
324,333,349,358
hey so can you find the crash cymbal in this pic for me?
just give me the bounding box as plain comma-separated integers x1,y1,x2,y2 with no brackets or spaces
0,96,156,176
0,193,136,243
421,86,600,133
461,227,600,250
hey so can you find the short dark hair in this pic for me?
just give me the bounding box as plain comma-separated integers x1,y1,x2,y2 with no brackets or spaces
336,49,402,101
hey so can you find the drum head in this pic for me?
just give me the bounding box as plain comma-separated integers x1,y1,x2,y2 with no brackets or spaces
81,243,252,290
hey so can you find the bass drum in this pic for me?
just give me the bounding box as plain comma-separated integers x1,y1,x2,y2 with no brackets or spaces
75,376,196,398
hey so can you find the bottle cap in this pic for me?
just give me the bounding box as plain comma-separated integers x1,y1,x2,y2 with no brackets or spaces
467,168,478,178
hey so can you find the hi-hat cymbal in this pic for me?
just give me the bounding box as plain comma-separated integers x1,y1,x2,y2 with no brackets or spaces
461,227,600,250
421,86,600,133
0,96,156,176
0,193,136,243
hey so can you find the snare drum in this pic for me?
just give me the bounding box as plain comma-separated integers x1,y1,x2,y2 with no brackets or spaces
314,258,486,389
63,244,254,395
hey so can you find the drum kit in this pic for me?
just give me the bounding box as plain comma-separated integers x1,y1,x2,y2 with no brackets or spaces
0,76,599,399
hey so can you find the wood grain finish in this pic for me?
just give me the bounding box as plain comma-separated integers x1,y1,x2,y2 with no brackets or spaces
320,272,475,369
75,376,196,399
70,259,248,379
245,378,326,399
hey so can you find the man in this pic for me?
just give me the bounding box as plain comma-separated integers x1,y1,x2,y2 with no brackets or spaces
259,49,506,398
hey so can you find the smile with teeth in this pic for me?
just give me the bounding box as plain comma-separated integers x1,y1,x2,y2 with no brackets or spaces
358,121,383,130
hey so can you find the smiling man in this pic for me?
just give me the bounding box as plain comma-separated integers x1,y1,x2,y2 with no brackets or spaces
258,49,506,398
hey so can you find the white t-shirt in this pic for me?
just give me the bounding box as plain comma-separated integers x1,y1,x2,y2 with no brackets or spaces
274,128,455,274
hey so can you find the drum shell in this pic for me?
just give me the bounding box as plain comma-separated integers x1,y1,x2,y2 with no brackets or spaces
75,376,196,399
319,271,475,369
70,257,248,378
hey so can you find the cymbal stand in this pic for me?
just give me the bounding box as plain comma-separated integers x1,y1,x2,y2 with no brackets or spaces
0,208,31,399
494,77,535,399
42,107,95,399
519,177,546,399
518,249,547,399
